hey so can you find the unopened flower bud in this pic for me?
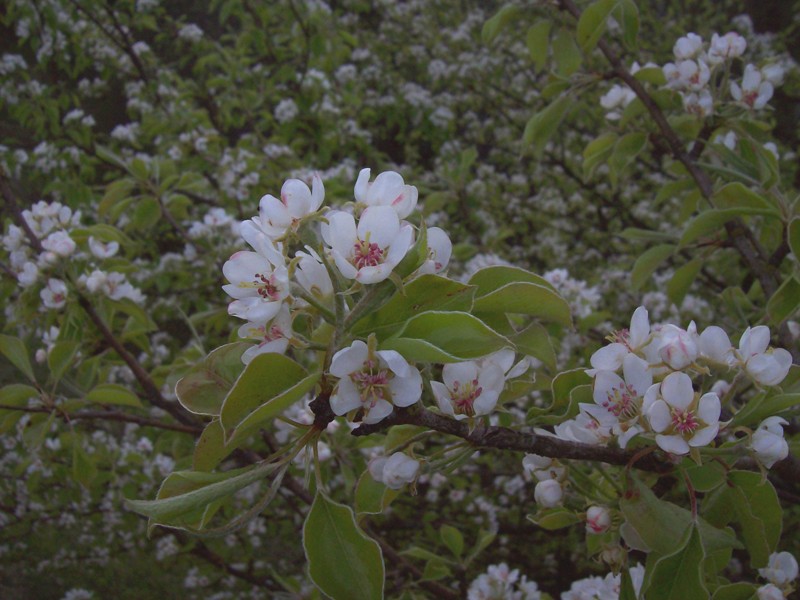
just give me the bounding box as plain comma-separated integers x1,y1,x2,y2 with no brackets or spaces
534,479,563,508
750,417,789,469
759,552,799,587
756,584,784,600
586,506,612,534
371,452,420,490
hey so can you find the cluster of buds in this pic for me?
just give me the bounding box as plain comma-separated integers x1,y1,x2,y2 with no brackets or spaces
524,454,566,508
553,307,793,461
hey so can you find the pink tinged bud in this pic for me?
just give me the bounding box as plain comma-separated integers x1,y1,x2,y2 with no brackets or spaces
534,479,563,508
586,506,612,534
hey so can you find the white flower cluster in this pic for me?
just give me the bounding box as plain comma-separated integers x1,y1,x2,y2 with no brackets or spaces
561,563,645,600
757,552,798,599
467,562,541,600
661,31,784,117
552,306,792,459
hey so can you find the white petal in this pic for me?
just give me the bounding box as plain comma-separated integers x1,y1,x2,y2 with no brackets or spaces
740,326,770,357
326,211,358,256
388,367,422,407
354,168,370,203
364,399,393,424
697,392,721,424
656,434,690,455
330,341,368,377
472,390,500,416
443,362,479,390
331,248,359,280
358,206,399,249
431,382,453,415
689,423,719,447
622,353,652,396
629,306,650,348
660,372,694,410
330,378,363,415
593,371,625,406
590,343,628,372
647,400,671,433
378,350,412,377
699,326,733,364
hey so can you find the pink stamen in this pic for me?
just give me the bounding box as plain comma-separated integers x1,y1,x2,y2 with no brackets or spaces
671,409,699,434
253,272,280,300
450,378,483,418
351,368,391,408
353,240,384,269
601,382,638,419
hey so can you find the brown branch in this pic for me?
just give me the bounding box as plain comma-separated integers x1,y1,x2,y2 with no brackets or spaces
352,406,673,474
0,403,201,434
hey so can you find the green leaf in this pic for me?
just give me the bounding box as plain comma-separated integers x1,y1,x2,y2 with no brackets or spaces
0,334,35,382
355,471,398,515
552,28,582,76
730,393,800,427
633,66,666,85
712,182,775,211
509,322,556,371
440,525,464,558
666,258,703,306
646,525,707,600
192,419,232,472
422,560,451,581
583,132,618,181
711,583,758,600
577,0,616,52
613,0,640,49
683,462,726,493
72,444,97,488
350,275,475,340
0,384,39,408
619,567,639,600
468,265,555,293
382,311,510,363
98,178,135,218
608,132,647,187
473,282,572,327
767,275,800,326
631,243,674,290
679,208,779,249
303,492,384,600
126,463,277,523
526,20,552,71
395,221,428,279
523,94,572,158
527,507,581,530
86,383,143,408
528,369,592,422
482,4,522,44
175,342,250,416
788,217,800,259
132,197,162,230
47,340,80,384
220,353,319,442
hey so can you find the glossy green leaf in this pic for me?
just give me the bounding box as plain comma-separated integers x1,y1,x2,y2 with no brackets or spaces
767,275,800,326
576,0,616,52
474,282,572,327
0,334,35,382
219,353,319,442
175,342,250,416
0,383,39,408
683,462,726,493
509,322,556,371
646,525,707,600
469,265,555,293
526,20,552,71
86,383,143,408
619,567,638,600
608,132,647,187
440,525,464,558
355,471,397,515
583,132,618,181
126,462,277,523
193,419,231,472
527,507,581,530
666,258,702,306
731,393,800,428
711,583,758,600
631,243,674,290
382,311,510,363
481,4,522,44
552,29,582,76
351,275,475,340
132,197,162,230
712,182,775,211
679,207,779,249
47,340,80,384
523,94,572,158
304,492,384,600
613,0,640,49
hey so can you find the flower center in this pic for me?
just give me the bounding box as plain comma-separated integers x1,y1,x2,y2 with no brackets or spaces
610,328,632,349
602,382,638,419
253,272,280,300
450,378,482,418
743,90,758,107
671,408,699,434
353,239,384,269
351,362,391,408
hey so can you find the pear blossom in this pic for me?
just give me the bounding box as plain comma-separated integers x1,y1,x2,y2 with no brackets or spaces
294,247,333,299
534,479,563,508
731,64,773,109
599,84,636,120
707,32,746,64
40,278,67,309
551,410,613,446
323,206,414,284
736,326,792,386
586,506,612,534
354,168,418,219
761,63,785,86
650,323,699,370
41,230,77,257
522,454,565,482
369,452,420,489
329,340,422,424
591,353,652,447
673,33,704,60
417,226,452,275
663,60,710,91
17,261,38,287
645,372,721,455
432,360,505,420
222,247,289,323
237,305,293,364
81,270,144,303
757,584,785,600
699,325,735,365
88,236,119,258
750,417,789,469
682,89,713,117
587,306,651,375
759,552,799,588
257,174,324,238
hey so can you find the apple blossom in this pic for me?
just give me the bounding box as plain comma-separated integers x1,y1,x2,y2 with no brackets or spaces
750,417,790,468
354,168,418,219
731,64,773,109
257,174,324,238
323,206,414,284
645,372,721,455
534,479,563,508
432,360,505,420
551,411,613,446
585,506,612,534
759,552,799,588
369,452,420,490
329,339,422,424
